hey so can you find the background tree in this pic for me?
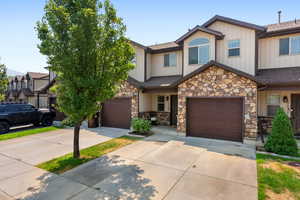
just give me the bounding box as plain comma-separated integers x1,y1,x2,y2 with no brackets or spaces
37,0,134,158
264,107,298,156
0,60,8,101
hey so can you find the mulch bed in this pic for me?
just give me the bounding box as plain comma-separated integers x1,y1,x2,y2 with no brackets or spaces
128,131,154,137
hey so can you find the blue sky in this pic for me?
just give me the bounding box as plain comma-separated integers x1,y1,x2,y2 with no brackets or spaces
0,0,299,73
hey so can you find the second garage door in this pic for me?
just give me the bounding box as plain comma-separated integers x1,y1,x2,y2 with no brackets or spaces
187,97,243,142
102,97,131,129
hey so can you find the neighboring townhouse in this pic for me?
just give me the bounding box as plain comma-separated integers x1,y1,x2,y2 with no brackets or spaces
100,15,300,143
6,72,50,108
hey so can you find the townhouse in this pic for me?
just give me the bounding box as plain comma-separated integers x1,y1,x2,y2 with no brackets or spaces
100,15,300,143
6,72,49,108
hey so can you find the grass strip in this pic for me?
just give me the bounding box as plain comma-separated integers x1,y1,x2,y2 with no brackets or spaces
0,126,60,141
37,136,141,174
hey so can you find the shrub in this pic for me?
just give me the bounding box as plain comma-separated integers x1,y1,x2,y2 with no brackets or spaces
264,107,298,156
131,118,151,133
61,118,75,127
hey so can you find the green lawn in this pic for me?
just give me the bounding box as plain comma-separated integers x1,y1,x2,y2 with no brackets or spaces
257,153,300,200
36,136,141,174
0,126,60,141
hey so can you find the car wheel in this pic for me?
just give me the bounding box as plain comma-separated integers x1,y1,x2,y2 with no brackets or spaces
0,121,9,134
42,117,53,127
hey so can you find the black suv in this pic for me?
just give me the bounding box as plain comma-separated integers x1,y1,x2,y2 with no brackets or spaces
0,103,55,134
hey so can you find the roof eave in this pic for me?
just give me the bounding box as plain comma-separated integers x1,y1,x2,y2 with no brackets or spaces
175,26,224,44
173,60,263,86
259,27,300,38
202,15,266,32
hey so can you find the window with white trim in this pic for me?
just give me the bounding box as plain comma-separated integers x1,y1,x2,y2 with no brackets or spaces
228,39,240,57
164,53,177,67
188,38,210,65
157,96,165,112
267,95,281,116
279,36,300,55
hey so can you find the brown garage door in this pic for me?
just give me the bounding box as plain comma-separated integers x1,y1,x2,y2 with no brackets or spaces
187,97,243,142
102,97,131,129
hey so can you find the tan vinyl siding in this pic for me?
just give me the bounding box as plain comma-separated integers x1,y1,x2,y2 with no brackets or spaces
183,31,215,76
151,93,177,112
209,21,256,75
150,51,182,77
258,33,300,69
129,45,145,82
139,93,152,112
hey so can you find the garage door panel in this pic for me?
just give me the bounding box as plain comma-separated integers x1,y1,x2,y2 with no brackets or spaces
102,98,131,129
187,98,243,142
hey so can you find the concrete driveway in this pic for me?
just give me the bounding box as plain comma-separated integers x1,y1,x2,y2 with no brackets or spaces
0,129,257,200
0,127,128,200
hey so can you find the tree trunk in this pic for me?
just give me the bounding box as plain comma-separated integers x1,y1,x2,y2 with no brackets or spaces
73,124,81,158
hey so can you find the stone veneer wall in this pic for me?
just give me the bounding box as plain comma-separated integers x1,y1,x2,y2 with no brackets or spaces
178,66,258,139
115,81,139,118
139,111,170,125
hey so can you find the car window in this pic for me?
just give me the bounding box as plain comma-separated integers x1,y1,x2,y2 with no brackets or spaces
22,105,36,111
0,105,6,112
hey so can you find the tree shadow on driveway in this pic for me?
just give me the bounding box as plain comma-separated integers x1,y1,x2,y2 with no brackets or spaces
18,155,157,200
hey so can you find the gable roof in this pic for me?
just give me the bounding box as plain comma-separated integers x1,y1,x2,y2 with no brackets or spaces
202,15,266,31
175,25,224,44
173,61,262,86
27,72,49,79
149,42,179,50
266,19,300,32
129,40,149,50
259,19,300,38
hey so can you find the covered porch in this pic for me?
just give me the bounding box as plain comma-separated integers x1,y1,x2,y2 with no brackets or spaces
138,90,178,127
137,75,181,127
257,67,300,135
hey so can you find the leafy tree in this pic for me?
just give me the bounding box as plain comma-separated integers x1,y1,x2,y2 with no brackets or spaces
36,0,134,158
264,107,298,156
0,60,8,101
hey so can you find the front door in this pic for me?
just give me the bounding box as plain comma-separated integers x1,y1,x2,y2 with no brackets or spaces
170,95,178,126
291,94,300,134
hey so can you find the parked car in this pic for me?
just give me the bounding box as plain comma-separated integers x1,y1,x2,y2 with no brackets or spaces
0,103,55,134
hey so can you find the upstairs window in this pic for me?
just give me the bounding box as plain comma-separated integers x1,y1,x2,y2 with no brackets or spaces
157,96,165,112
267,95,280,116
279,36,300,55
228,39,240,57
164,53,177,67
188,38,210,65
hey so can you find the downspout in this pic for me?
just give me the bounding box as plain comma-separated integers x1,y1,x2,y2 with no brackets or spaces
37,92,40,109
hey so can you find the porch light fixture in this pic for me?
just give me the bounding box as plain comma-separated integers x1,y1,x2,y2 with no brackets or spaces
283,96,288,103
133,92,138,97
